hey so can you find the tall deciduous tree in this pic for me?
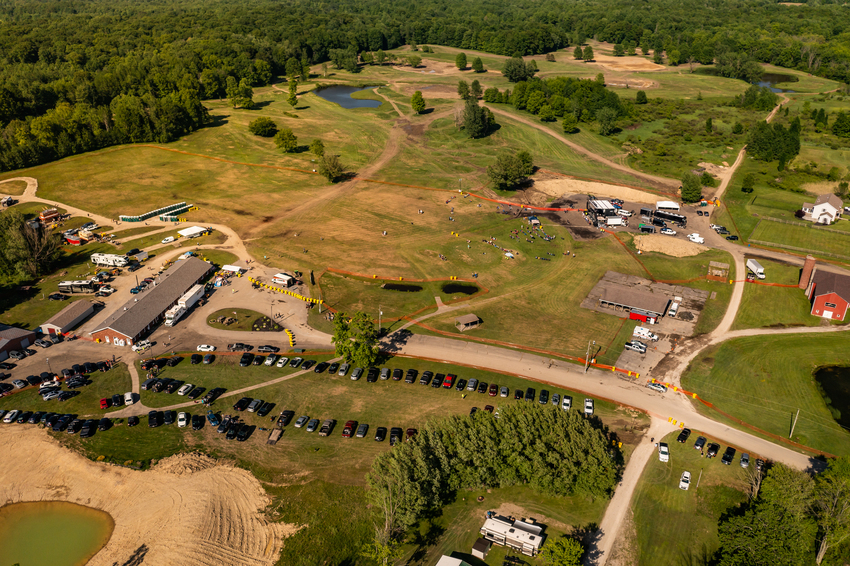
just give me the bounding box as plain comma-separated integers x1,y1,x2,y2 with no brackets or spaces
332,311,379,367
487,151,533,190
407,55,421,68
635,90,648,104
455,52,467,70
562,114,578,134
457,80,470,100
502,56,530,82
0,210,61,280
410,90,426,114
470,80,482,99
681,171,702,202
573,46,583,60
583,45,594,61
226,77,253,108
596,107,617,135
274,128,298,152
287,81,298,108
471,57,484,73
813,457,850,564
541,537,584,566
318,154,347,182
248,117,277,137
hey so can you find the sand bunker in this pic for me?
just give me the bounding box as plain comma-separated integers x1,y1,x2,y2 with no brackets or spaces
0,428,300,566
533,178,661,205
635,234,707,257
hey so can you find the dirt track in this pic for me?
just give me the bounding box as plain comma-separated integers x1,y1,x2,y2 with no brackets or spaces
0,427,299,566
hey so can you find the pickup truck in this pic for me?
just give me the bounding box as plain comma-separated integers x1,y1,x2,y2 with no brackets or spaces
318,419,335,437
227,343,251,352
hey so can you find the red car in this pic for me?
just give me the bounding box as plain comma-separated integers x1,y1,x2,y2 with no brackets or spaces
405,428,417,441
99,398,110,409
341,420,357,438
442,374,456,388
488,383,498,396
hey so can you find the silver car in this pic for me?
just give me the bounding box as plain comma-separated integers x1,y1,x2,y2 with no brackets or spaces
294,415,309,428
351,367,363,380
338,363,350,377
306,418,320,432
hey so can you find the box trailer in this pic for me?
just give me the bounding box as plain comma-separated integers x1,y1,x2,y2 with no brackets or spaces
90,253,128,267
164,284,205,327
633,326,659,341
746,259,765,279
272,273,296,287
605,216,625,227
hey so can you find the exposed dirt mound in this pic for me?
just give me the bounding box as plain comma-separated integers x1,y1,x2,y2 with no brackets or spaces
0,427,301,566
635,234,708,257
533,179,661,204
592,54,665,72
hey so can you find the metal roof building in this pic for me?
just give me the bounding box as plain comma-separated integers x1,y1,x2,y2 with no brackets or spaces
598,286,670,317
40,300,94,335
90,257,213,346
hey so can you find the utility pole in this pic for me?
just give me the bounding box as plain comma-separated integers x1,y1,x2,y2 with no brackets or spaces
378,306,382,336
584,340,596,373
790,408,800,438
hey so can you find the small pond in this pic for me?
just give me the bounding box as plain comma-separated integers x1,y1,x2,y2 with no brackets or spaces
442,283,480,295
382,283,423,292
0,501,114,566
814,365,850,428
751,72,799,93
314,86,382,109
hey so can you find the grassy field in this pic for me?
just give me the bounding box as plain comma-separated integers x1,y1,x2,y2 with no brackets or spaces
732,258,823,330
750,219,850,258
0,363,132,416
107,225,160,240
52,354,649,565
681,333,850,456
206,308,281,332
0,179,29,195
631,430,748,566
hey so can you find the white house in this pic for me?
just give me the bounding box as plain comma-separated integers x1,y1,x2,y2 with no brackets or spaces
802,194,843,225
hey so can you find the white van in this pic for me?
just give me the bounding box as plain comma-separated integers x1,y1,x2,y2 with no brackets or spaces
616,209,632,217
161,236,175,244
124,392,135,405
633,326,659,342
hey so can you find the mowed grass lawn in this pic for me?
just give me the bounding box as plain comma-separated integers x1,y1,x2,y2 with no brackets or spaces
681,333,850,456
750,219,850,258
57,354,649,566
732,258,824,330
0,363,132,417
631,430,748,566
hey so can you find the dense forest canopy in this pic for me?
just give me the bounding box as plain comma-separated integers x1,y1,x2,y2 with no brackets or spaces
0,0,848,171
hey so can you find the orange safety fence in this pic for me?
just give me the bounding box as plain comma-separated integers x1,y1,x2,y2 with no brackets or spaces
651,378,836,458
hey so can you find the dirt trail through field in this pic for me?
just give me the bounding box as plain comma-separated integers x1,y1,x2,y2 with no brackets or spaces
0,427,300,566
482,105,680,191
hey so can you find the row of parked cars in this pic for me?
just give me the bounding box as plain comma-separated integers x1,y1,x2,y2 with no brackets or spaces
275,410,415,446
1,409,113,438
674,428,763,469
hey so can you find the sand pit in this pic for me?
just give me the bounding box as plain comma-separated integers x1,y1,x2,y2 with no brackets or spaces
0,427,300,566
635,234,707,257
533,178,661,205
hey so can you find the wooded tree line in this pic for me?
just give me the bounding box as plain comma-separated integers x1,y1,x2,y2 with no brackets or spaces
365,404,619,557
0,0,848,172
716,457,850,566
0,210,61,282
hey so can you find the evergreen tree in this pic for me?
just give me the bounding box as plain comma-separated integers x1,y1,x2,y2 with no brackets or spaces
461,98,494,139
613,44,625,57
470,80,482,99
733,122,744,134
705,117,713,133
583,45,594,61
635,90,648,104
457,80,470,100
573,46,584,60
832,112,850,138
502,57,530,82
596,107,617,135
410,90,426,114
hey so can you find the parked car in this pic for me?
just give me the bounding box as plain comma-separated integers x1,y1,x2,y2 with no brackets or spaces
562,396,572,411
389,427,403,446
391,368,403,381
314,362,329,373
538,389,549,404
740,453,750,468
188,386,206,400
177,383,194,396
660,227,676,236
679,471,691,490
206,410,220,426
551,393,560,407
356,423,369,438
366,367,379,382
500,386,509,398
203,354,214,364
374,427,387,442
455,378,467,391
488,383,499,397
351,367,364,380
420,371,432,385
677,428,691,443
405,369,418,383
693,436,707,451
257,402,274,417
302,360,315,370
276,356,289,368
431,373,443,388
515,389,524,400
233,397,252,411
306,419,320,432
192,415,205,430
337,363,349,376
405,428,417,441
124,392,135,405
197,344,216,352
98,417,112,431
584,398,594,416
341,420,357,438
289,357,303,368
647,382,667,393
328,362,340,374
467,379,478,392
625,340,647,353
236,424,252,441
726,235,739,241
525,388,536,402
190,354,202,365
162,411,174,425
257,345,279,353
252,355,264,366
265,354,279,366
721,446,736,465
294,415,309,428
477,381,488,394
177,412,189,428
167,356,182,367
239,353,254,366
658,442,670,462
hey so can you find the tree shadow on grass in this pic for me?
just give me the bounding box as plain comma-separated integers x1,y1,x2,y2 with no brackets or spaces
251,100,274,109
406,518,447,563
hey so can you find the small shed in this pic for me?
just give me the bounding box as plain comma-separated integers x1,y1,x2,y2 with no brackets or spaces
472,538,492,560
455,314,481,332
40,300,94,335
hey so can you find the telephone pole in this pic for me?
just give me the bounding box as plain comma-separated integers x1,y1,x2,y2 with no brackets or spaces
584,340,596,373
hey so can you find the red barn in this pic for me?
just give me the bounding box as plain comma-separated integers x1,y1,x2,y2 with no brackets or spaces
807,270,850,321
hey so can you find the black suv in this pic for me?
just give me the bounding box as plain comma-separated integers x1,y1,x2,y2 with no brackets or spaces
677,428,691,443
391,368,403,381
233,397,253,411
405,369,418,383
389,427,403,446
239,353,254,366
148,411,161,428
420,371,432,385
721,446,736,465
166,356,182,367
525,388,536,402
366,367,379,382
539,390,550,404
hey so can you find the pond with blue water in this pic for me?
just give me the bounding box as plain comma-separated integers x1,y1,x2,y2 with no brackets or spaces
751,72,798,93
314,86,382,109
0,501,114,566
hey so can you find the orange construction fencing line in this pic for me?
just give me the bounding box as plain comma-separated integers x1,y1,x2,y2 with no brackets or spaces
602,229,655,280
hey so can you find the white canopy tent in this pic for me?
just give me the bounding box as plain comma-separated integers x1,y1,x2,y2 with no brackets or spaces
177,225,208,238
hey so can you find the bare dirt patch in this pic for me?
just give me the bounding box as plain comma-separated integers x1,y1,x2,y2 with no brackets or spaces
392,59,467,76
634,234,708,257
0,427,300,566
401,83,461,98
801,180,843,195
495,503,572,533
592,54,665,72
533,178,661,205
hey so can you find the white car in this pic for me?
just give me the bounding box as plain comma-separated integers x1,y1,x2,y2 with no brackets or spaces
687,233,705,244
679,471,691,490
500,386,509,398
42,391,62,401
196,345,216,352
177,384,194,396
264,354,278,366
12,379,27,389
132,340,152,352
99,286,116,295
4,410,20,423
659,442,670,462
124,392,135,405
709,224,721,230
177,412,189,428
584,398,594,416
338,363,350,376
161,236,175,244
276,356,289,368
660,227,676,236
562,396,572,411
